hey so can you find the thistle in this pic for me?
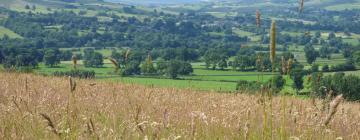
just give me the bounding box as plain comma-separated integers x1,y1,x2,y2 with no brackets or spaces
256,10,261,28
270,20,276,64
72,55,77,69
109,57,120,73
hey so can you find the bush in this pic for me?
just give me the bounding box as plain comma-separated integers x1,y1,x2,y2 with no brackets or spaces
236,80,262,92
269,75,286,92
311,64,319,73
330,59,356,72
53,70,95,79
322,64,329,72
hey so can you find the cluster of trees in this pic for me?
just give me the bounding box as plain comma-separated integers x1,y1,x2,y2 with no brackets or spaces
83,48,104,68
110,50,193,79
236,75,286,93
311,72,360,101
0,44,42,69
0,7,250,52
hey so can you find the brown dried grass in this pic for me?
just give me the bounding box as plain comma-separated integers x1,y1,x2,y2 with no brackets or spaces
0,73,359,139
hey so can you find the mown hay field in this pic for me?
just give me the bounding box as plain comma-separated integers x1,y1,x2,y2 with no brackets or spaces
0,73,359,139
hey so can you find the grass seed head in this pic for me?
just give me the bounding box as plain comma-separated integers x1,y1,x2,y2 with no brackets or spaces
270,20,276,64
256,9,261,28
125,49,131,61
109,57,120,72
299,0,304,13
324,94,343,126
40,113,60,137
72,55,77,69
69,76,76,92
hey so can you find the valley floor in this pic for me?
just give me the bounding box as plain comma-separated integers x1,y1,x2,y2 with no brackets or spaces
0,72,359,139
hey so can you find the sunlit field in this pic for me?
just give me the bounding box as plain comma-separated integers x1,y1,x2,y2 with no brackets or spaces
1,73,359,139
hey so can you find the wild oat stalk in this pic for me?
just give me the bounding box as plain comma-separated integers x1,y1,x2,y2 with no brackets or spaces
323,94,343,126
72,55,77,69
256,10,261,28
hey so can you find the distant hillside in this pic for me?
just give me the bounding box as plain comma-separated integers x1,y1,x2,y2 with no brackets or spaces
104,0,204,5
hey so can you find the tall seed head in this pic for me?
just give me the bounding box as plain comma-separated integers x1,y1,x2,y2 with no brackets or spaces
109,57,119,72
69,76,76,92
256,10,261,28
281,56,286,75
147,53,152,65
323,94,343,126
287,58,293,74
299,0,304,13
270,20,276,64
72,54,77,69
125,49,131,61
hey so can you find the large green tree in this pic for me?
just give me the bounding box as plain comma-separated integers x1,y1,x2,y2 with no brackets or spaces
304,44,319,64
44,48,60,67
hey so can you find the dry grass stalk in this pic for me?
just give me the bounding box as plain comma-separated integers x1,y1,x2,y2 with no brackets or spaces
1,73,360,139
270,20,276,64
163,108,170,129
87,118,99,139
323,94,343,126
109,57,120,73
69,76,76,92
256,10,261,28
299,0,304,13
135,105,145,134
125,49,131,61
40,113,60,137
72,55,77,69
287,59,293,74
244,109,251,140
281,56,286,75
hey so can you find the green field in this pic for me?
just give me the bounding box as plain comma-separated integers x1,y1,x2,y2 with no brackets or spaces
34,61,241,92
32,59,283,92
32,57,354,94
59,47,117,57
0,26,22,38
325,2,360,11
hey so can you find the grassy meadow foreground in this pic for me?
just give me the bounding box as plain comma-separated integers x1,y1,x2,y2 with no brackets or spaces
0,72,359,139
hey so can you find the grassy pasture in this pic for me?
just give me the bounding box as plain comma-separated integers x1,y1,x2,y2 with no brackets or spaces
325,2,360,11
59,47,117,57
35,61,239,92
0,26,22,38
